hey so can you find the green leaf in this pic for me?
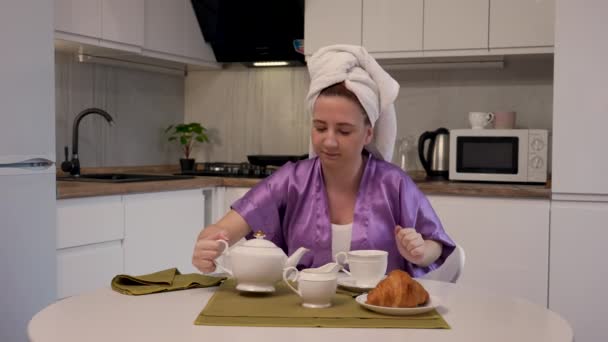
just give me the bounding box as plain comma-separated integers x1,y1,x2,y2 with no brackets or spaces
165,121,209,157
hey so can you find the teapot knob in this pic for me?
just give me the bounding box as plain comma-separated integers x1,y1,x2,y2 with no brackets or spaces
254,230,266,239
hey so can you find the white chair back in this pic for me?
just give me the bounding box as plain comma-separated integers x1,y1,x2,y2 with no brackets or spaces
419,244,465,283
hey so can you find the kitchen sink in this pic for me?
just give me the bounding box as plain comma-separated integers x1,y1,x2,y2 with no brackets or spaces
57,173,195,183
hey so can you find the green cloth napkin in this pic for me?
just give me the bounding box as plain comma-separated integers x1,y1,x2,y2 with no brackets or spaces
111,268,225,296
195,279,450,329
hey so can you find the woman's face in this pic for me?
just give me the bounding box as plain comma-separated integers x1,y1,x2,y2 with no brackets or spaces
311,95,373,167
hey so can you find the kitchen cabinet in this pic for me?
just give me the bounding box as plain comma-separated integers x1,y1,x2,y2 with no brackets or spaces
54,0,101,41
549,2,608,342
143,0,183,56
549,201,608,342
56,189,208,298
304,0,362,55
57,241,123,299
123,189,205,275
223,187,251,216
427,195,549,306
489,0,554,49
54,0,144,51
362,0,423,53
143,0,216,63
423,0,489,52
207,186,251,223
204,186,251,268
100,0,144,49
552,0,608,196
56,196,124,249
54,0,217,69
305,0,554,59
56,196,125,299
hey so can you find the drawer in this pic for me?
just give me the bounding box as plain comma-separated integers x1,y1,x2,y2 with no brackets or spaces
57,240,124,299
57,196,124,249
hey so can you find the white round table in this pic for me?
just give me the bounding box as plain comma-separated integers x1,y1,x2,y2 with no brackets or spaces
28,280,573,342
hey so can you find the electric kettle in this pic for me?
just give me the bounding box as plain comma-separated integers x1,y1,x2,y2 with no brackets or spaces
418,128,450,179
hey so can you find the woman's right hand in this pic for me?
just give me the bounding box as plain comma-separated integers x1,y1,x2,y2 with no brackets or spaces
192,228,229,273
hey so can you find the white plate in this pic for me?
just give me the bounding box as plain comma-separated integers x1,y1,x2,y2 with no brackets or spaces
355,293,439,316
336,276,381,292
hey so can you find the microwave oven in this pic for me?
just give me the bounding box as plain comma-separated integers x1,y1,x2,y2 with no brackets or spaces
449,129,548,183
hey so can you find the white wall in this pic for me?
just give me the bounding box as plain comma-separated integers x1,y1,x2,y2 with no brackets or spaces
185,55,554,168
55,52,184,167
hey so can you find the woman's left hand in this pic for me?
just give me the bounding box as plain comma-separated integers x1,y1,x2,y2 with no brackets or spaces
394,225,425,264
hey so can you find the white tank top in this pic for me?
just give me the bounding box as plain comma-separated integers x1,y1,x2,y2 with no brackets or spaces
331,223,353,260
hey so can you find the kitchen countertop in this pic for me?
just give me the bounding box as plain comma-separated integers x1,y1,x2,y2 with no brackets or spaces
56,166,551,200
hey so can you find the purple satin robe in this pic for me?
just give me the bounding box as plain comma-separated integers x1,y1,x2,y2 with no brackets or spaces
231,154,455,277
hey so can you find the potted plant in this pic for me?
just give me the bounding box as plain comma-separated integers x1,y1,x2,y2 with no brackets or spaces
165,122,209,172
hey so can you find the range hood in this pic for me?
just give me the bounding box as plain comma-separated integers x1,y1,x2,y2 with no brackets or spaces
191,0,305,67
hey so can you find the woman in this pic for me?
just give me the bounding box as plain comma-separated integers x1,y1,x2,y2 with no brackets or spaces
192,45,455,277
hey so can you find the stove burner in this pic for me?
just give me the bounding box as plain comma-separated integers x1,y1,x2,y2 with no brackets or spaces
180,162,274,178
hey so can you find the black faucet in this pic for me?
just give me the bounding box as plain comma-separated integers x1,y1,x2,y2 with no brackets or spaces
61,108,114,176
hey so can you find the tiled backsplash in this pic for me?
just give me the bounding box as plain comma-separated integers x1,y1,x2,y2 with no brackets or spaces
185,55,553,169
55,52,184,167
55,52,553,170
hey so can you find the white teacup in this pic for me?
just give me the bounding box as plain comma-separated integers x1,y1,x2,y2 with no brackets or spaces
283,267,337,308
469,112,495,129
335,250,387,287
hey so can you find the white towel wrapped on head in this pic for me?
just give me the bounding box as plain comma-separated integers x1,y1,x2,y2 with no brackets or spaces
306,45,400,161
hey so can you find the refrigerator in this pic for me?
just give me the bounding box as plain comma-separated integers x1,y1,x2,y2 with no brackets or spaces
0,1,57,341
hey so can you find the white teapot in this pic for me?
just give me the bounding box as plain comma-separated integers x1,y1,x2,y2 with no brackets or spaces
215,231,309,293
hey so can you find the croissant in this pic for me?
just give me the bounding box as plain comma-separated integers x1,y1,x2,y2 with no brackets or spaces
366,270,429,308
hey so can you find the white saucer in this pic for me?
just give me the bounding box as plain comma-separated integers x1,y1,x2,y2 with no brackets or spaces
235,283,275,293
336,276,381,292
355,293,439,316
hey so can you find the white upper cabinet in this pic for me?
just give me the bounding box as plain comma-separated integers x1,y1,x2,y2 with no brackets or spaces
184,0,216,61
294,0,556,59
54,0,144,49
423,0,489,51
101,0,144,48
144,0,184,55
489,0,554,49
54,0,101,39
143,0,216,63
304,0,362,55
362,0,423,53
54,0,216,66
552,0,608,195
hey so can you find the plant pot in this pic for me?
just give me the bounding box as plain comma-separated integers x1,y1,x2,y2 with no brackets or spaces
180,158,196,173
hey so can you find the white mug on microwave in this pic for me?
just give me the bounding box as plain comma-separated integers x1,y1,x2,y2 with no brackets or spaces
468,112,495,129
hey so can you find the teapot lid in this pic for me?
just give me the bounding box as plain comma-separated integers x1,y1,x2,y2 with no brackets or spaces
242,231,277,248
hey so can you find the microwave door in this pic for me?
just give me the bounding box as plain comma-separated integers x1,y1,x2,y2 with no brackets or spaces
453,136,527,182
457,137,519,174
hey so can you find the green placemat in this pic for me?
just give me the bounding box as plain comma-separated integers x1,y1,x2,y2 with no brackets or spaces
195,279,450,329
111,268,226,295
